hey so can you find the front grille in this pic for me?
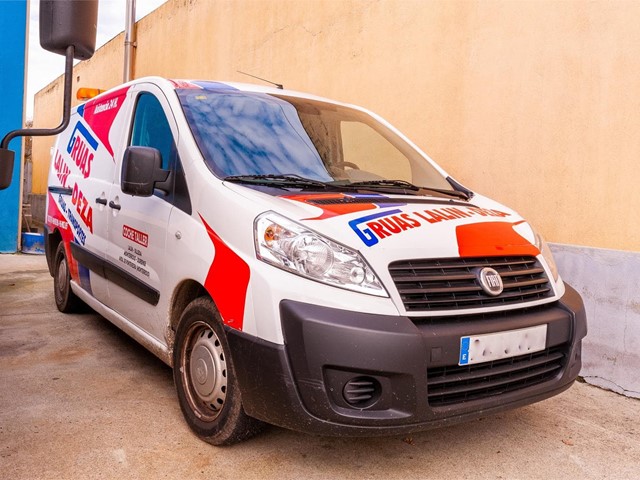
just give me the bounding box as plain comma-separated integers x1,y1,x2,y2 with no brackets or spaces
389,256,553,312
410,304,553,326
427,344,568,407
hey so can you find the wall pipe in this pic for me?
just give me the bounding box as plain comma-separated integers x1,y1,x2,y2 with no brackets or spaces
124,0,136,83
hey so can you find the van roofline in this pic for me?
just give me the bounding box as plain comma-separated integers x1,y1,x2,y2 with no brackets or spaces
77,76,362,113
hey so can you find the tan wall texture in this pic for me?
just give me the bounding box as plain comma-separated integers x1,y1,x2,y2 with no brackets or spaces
32,0,640,252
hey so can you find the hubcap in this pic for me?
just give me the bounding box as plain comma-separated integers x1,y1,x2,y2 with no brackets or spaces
183,322,227,421
57,256,68,292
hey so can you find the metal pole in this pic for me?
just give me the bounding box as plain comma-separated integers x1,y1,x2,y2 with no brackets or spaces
124,0,136,83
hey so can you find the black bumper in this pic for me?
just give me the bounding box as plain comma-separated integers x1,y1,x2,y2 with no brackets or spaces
226,284,587,437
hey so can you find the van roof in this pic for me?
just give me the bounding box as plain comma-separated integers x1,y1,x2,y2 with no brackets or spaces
76,76,358,112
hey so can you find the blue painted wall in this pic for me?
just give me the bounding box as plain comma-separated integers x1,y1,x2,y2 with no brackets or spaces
0,1,27,252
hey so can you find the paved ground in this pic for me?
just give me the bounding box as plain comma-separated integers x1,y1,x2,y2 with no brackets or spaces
1,254,639,479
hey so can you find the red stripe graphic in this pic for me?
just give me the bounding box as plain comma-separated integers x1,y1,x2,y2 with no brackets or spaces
456,221,540,258
81,86,130,158
200,215,250,330
46,193,79,281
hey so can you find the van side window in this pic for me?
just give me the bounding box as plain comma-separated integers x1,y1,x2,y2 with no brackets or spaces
129,92,191,214
130,93,175,170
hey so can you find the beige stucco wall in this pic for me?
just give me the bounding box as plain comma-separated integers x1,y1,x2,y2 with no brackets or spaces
32,0,640,252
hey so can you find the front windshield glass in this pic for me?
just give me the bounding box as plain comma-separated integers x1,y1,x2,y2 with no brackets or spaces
177,89,453,192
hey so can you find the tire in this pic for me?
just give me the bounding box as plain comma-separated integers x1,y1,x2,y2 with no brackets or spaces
53,242,83,313
173,297,264,446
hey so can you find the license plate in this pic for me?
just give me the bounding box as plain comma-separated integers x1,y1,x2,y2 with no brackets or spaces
459,324,548,366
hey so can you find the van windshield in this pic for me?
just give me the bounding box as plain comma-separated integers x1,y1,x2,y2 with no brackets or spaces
177,89,454,193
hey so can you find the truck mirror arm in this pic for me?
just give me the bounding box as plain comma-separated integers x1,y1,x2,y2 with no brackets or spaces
0,45,75,190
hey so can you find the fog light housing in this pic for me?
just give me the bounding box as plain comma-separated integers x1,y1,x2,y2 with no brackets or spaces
342,376,382,408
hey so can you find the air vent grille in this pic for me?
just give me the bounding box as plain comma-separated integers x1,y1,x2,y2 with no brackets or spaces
389,256,553,312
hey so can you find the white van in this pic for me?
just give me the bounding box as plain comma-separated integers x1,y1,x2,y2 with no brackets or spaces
45,77,587,445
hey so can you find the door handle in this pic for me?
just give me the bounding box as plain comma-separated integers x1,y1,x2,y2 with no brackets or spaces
96,197,107,205
108,200,121,210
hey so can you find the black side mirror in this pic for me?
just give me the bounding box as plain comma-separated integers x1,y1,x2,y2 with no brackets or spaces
0,149,14,190
40,0,98,60
121,146,170,197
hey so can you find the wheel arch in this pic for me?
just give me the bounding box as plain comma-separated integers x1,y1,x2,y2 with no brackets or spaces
170,293,264,444
45,227,63,277
166,279,210,363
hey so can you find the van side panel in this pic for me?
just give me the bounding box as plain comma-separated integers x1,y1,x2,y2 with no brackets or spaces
45,87,132,301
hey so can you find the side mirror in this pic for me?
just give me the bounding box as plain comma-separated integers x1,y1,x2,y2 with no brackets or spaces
121,146,170,197
39,0,98,60
0,150,14,190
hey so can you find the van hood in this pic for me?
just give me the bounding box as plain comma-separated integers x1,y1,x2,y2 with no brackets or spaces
226,184,541,261
281,192,540,260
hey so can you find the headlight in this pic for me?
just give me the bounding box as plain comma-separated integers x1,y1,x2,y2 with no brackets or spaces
534,232,559,282
254,212,388,297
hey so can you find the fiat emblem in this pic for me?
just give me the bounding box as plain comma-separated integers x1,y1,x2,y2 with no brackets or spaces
477,267,504,296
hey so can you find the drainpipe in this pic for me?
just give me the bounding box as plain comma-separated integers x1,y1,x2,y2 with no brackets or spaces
123,0,136,83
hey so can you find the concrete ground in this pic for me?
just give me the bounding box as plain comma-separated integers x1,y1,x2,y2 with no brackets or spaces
1,254,638,480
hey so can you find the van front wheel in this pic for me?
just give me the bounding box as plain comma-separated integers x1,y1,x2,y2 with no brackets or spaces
173,297,263,445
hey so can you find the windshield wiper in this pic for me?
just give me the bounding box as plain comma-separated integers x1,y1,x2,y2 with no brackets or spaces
223,174,338,191
224,175,470,199
347,179,469,200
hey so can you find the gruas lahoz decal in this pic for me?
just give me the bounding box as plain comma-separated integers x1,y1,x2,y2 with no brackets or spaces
70,182,93,234
349,205,511,247
46,192,73,243
52,150,71,188
66,122,98,179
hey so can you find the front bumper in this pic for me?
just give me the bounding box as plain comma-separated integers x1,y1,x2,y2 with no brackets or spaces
227,284,587,437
